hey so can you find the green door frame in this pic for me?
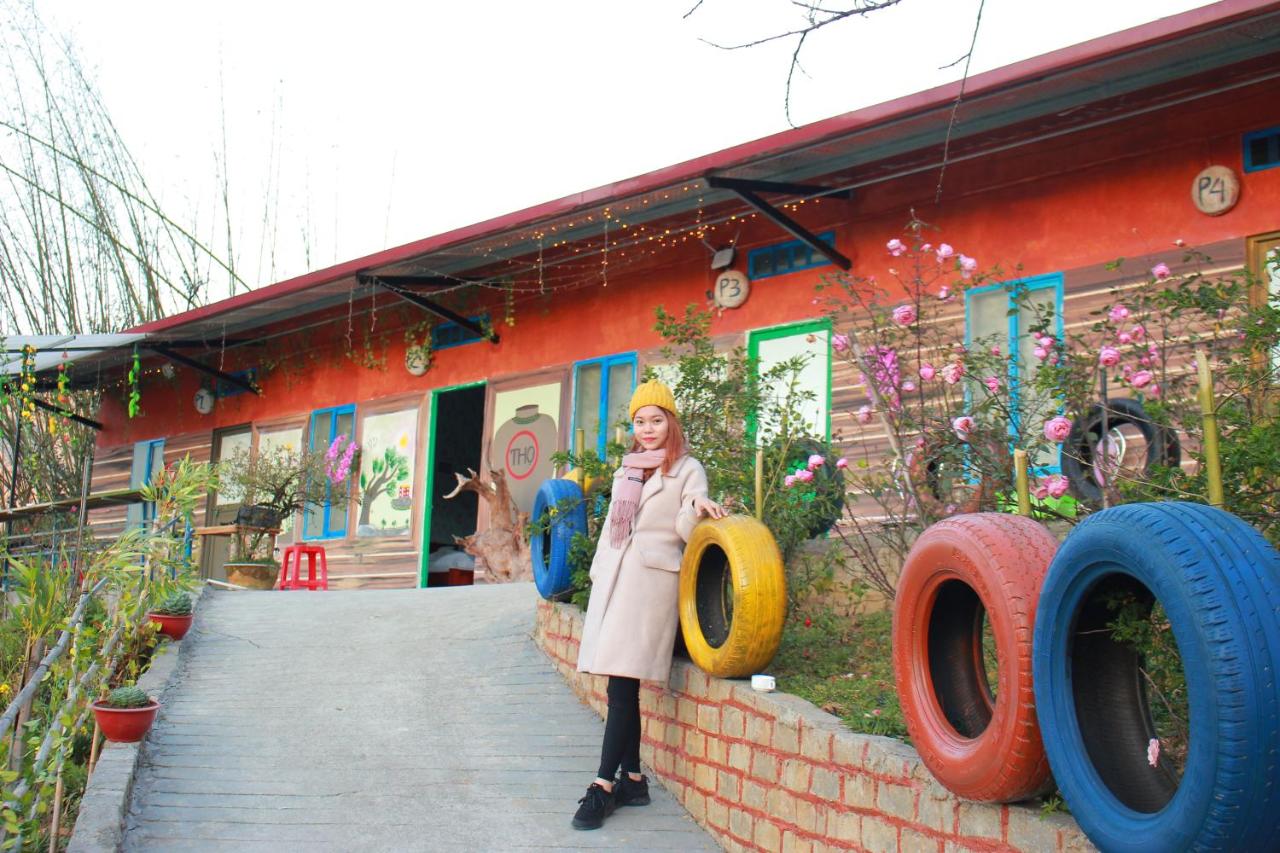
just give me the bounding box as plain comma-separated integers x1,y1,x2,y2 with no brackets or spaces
419,380,487,588
746,318,833,443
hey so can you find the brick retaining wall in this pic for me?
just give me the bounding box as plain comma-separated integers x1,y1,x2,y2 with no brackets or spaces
534,599,1095,853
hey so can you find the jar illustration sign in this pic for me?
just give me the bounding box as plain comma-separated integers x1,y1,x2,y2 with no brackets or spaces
492,404,558,512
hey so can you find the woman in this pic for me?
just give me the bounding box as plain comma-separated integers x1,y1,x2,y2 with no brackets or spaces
572,379,726,830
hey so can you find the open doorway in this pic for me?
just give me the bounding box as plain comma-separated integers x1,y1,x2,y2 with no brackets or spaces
420,382,485,587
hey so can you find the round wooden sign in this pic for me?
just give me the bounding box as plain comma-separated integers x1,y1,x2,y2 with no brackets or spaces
1191,166,1239,216
714,270,749,309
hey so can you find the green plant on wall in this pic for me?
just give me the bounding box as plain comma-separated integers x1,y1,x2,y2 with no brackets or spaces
358,446,410,528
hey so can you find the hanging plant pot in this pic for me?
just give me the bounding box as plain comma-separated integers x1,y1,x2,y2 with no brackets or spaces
224,562,279,590
405,345,432,376
147,612,194,640
91,700,160,743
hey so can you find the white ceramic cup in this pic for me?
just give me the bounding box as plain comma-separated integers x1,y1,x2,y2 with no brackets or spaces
751,674,776,692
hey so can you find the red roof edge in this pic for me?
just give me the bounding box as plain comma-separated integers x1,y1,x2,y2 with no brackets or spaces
131,0,1278,336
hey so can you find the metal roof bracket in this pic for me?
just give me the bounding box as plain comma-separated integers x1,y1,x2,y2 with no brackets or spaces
704,176,852,271
145,344,262,396
359,274,499,345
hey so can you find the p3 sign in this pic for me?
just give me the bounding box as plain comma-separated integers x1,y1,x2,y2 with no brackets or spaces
714,270,750,309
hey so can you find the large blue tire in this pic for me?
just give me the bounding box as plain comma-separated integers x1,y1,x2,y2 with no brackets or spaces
531,479,588,600
1033,502,1280,852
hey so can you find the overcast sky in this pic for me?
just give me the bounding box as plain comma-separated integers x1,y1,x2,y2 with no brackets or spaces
38,0,1212,297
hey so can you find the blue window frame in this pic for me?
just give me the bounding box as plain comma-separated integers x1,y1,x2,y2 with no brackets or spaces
303,404,356,539
747,232,836,280
129,438,165,528
965,273,1065,473
431,315,490,350
1244,125,1280,173
573,353,637,458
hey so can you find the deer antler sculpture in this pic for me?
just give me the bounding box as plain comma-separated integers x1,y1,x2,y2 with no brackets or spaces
442,468,532,582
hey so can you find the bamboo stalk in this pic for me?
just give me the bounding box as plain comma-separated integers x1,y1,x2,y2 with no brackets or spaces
47,768,63,853
1196,350,1224,507
86,722,100,775
574,428,586,487
755,449,764,521
1014,450,1032,517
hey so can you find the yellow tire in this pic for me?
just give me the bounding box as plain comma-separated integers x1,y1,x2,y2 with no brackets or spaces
678,515,786,678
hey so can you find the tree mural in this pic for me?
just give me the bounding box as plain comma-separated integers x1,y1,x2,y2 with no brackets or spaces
358,446,411,528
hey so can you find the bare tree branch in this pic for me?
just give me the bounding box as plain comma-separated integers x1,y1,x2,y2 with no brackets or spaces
934,0,985,203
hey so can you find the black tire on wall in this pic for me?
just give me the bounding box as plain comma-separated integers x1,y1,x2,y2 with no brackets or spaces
1061,398,1179,503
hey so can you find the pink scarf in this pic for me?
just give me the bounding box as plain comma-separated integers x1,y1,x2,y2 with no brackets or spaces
609,449,667,548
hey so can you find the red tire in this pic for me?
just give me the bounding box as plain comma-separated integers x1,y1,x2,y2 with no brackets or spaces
892,513,1056,802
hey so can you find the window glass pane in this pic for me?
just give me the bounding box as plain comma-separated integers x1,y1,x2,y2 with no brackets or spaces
753,251,775,278
215,431,252,507
967,288,1007,348
1268,248,1280,373
754,328,829,443
574,364,602,455
606,361,634,447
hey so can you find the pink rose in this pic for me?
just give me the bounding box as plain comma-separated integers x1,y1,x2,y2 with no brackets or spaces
1147,343,1160,358
1130,370,1153,389
901,380,917,392
807,454,825,470
1139,356,1151,366
1041,474,1069,499
1130,324,1146,341
835,458,849,470
1148,384,1161,398
1037,334,1055,348
795,468,815,483
1119,332,1134,344
940,362,965,385
1044,415,1073,443
921,243,932,253
892,304,917,326
784,474,796,488
936,243,954,261
1108,304,1131,323
919,363,936,381
984,376,1000,393
951,416,976,441
990,346,1001,356
1099,346,1121,367
1147,738,1160,768
832,333,850,353
938,285,952,301
886,238,906,257
959,254,977,279
1033,347,1048,361
1151,262,1171,280
856,405,873,424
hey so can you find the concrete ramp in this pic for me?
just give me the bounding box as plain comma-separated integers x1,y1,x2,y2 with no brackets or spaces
122,583,718,852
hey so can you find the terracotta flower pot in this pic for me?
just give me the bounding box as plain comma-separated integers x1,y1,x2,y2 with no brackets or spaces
91,700,160,743
224,562,279,590
148,612,194,640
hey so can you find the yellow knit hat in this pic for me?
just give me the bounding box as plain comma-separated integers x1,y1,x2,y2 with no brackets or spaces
628,379,677,420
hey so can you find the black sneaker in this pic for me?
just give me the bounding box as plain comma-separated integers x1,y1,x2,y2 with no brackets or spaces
571,782,616,830
614,773,650,806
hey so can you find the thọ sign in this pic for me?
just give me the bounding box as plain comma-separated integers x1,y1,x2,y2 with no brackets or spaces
492,403,557,511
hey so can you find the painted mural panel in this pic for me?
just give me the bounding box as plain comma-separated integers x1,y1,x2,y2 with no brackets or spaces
491,382,561,513
356,408,417,537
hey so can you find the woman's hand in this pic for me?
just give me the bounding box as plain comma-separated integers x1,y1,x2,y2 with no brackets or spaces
693,496,728,520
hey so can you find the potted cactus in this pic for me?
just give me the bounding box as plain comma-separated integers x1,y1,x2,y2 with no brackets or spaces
148,592,195,640
91,685,160,743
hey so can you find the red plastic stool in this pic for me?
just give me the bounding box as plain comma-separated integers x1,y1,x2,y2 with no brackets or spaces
278,543,329,591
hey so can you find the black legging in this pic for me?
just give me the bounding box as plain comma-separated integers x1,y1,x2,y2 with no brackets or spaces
597,676,641,780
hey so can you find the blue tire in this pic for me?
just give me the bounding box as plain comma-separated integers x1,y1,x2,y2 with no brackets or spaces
1033,502,1280,852
531,479,588,600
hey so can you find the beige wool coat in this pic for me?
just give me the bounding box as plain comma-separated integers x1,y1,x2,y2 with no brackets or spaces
576,454,709,684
